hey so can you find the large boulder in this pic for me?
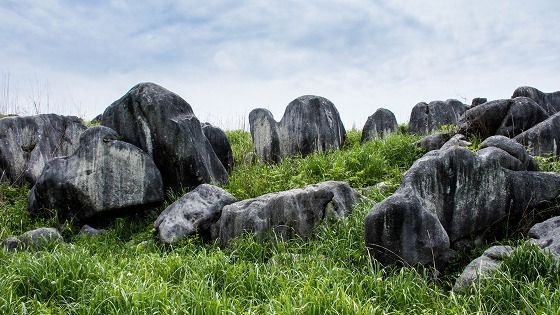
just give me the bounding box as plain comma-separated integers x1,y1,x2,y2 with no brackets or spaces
365,135,560,269
249,95,346,162
0,114,87,185
458,97,549,138
514,112,560,157
154,184,237,244
408,99,468,135
512,86,560,115
101,82,227,192
213,181,363,244
361,108,398,143
201,123,235,173
28,126,164,222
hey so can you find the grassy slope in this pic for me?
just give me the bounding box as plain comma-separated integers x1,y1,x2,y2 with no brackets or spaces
0,130,559,314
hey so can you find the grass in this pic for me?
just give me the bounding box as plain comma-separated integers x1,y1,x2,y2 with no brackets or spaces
0,129,559,314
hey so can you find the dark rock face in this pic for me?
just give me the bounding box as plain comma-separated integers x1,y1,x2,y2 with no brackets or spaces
249,96,346,162
512,86,560,115
514,112,560,156
1,237,23,252
361,108,398,143
0,114,87,185
408,99,468,135
214,181,362,244
101,82,228,192
201,123,235,173
471,98,487,107
364,136,560,270
154,184,237,244
458,97,549,139
452,246,513,293
28,126,164,222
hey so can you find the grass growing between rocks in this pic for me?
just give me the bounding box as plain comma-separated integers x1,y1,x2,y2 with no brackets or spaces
0,130,560,314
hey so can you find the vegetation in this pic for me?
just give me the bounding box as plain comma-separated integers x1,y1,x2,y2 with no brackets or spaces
0,129,559,314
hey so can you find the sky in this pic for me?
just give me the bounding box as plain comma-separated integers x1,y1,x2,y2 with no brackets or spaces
1,0,559,130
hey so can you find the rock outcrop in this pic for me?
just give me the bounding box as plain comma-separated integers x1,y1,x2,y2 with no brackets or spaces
28,126,164,222
201,123,235,173
514,112,560,157
213,181,363,244
101,82,228,192
452,246,513,293
364,135,560,270
512,86,560,115
249,95,346,162
408,99,468,135
361,108,398,143
471,98,487,107
458,97,549,138
0,114,86,185
528,216,560,256
154,184,237,244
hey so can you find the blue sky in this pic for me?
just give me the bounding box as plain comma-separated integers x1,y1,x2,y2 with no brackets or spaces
1,0,559,129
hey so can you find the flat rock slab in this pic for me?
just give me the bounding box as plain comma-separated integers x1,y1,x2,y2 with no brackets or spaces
0,114,86,185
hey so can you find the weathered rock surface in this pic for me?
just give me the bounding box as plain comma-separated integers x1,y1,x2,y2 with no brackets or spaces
28,126,164,222
214,181,363,244
452,245,513,293
0,114,87,185
458,97,549,138
365,135,560,269
528,216,560,256
415,132,453,152
201,123,235,173
471,98,487,107
154,184,237,244
514,112,560,157
249,95,346,162
20,227,63,249
408,99,468,135
80,224,107,236
101,82,228,192
512,86,560,115
1,237,23,252
361,108,398,143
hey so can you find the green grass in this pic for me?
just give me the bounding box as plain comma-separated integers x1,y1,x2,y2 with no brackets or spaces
0,129,559,314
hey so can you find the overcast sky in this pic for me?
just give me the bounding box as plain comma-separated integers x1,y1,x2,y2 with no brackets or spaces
1,0,559,130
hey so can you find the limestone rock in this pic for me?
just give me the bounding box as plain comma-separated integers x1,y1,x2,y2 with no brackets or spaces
0,114,86,185
408,99,468,135
80,224,107,236
514,112,560,156
452,246,513,293
458,97,549,138
471,98,487,107
214,181,362,244
249,95,346,162
154,184,237,244
201,123,235,173
512,86,560,115
20,227,63,249
361,108,398,143
101,82,227,192
528,216,560,256
28,126,164,222
364,136,560,269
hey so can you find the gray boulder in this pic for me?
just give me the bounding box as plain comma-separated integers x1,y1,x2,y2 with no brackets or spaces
364,135,560,269
512,86,560,115
458,97,549,139
0,114,87,185
361,108,398,143
471,98,487,107
514,112,560,156
154,184,237,244
415,132,453,152
1,237,23,252
80,224,107,236
528,216,560,256
201,123,235,173
249,95,346,162
28,126,164,222
101,82,227,192
20,227,63,249
408,99,468,135
452,245,513,293
214,181,363,244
